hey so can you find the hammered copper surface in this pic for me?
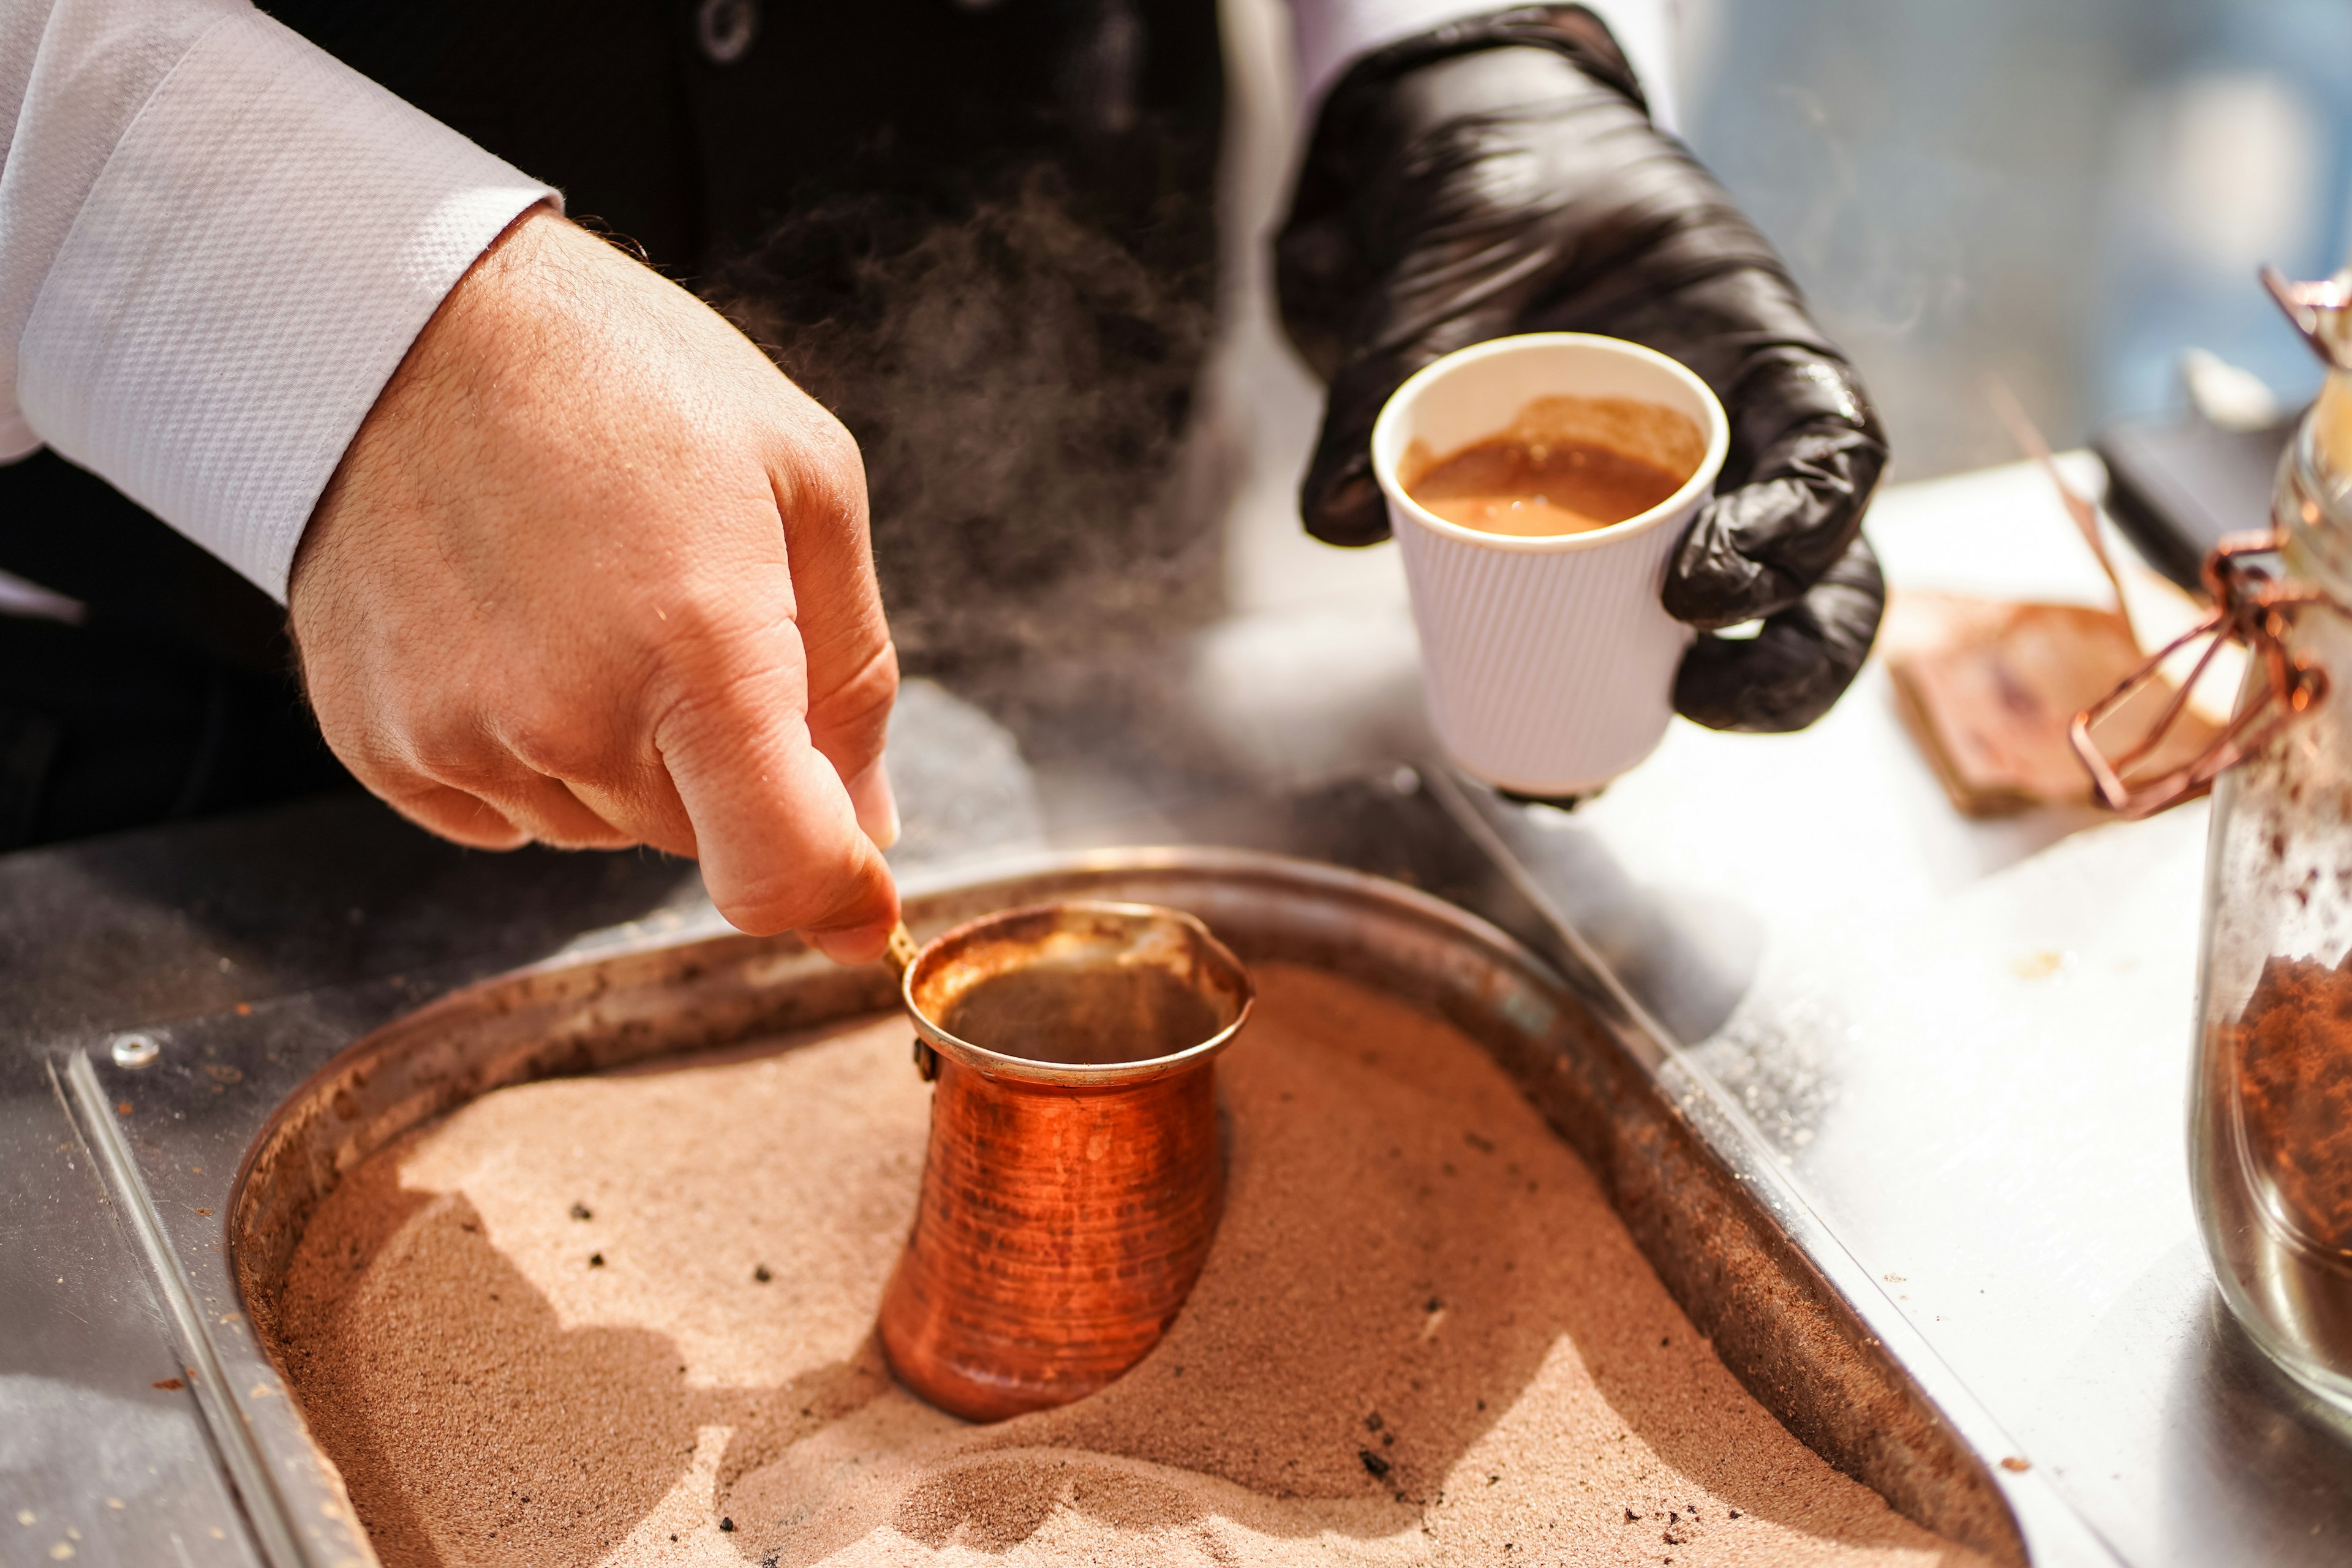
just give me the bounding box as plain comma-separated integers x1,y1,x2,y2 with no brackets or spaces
879,902,1250,1422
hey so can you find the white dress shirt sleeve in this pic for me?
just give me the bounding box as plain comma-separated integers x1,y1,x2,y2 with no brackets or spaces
1287,0,1678,132
0,0,557,601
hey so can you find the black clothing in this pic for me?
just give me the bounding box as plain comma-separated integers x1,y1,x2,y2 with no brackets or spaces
0,451,345,849
263,0,1225,279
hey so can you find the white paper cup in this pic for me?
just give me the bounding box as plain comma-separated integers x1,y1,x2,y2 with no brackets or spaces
1372,333,1729,797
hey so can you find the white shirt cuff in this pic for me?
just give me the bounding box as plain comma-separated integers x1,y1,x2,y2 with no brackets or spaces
12,8,556,601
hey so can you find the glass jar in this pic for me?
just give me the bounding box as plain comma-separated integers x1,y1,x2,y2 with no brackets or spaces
2192,331,2352,1410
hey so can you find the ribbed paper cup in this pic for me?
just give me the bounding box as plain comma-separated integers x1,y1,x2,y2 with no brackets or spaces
1372,334,1728,797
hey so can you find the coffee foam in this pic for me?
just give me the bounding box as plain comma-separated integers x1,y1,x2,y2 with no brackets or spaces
1400,395,1705,497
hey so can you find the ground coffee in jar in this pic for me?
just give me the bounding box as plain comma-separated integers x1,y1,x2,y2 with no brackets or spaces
2231,954,2352,1252
2183,266,2352,1412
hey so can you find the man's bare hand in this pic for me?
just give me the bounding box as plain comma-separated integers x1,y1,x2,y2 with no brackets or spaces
290,208,900,959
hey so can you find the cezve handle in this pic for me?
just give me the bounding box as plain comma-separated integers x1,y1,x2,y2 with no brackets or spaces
881,921,938,1081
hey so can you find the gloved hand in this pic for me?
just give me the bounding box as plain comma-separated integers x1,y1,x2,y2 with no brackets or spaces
1278,5,1887,733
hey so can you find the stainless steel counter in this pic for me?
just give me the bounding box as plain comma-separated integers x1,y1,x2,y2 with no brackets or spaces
1442,453,2352,1566
3,455,2345,1564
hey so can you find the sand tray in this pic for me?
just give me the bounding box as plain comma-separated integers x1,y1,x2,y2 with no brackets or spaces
219,851,2028,1567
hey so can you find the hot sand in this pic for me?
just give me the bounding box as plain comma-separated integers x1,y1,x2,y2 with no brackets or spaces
270,963,1984,1568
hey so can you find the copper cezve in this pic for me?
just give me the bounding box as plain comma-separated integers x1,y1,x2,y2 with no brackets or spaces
874,902,1253,1422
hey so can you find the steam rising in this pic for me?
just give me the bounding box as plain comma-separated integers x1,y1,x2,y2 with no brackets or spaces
712,168,1225,672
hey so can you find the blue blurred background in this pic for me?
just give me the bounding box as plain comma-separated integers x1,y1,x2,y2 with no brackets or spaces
1679,0,2352,477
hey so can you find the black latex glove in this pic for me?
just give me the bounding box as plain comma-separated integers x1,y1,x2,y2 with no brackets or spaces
1277,6,1887,733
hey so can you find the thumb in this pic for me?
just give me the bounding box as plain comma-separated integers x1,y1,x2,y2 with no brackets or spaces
1298,357,1409,547
654,635,900,958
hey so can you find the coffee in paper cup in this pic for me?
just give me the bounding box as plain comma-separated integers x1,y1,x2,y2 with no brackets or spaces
1371,333,1729,797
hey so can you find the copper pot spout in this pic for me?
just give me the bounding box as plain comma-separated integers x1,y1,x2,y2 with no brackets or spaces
876,902,1253,1422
